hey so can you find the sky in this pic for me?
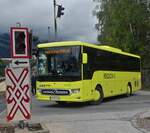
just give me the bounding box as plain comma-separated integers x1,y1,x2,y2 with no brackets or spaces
0,0,99,43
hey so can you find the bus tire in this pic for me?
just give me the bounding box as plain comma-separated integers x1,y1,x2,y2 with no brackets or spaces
126,83,132,97
91,85,104,105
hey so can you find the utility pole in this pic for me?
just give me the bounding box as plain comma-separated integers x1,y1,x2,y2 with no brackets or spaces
54,0,57,40
53,0,65,41
48,26,51,42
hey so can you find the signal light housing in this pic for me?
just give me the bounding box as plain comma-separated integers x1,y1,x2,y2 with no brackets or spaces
57,5,65,18
10,27,29,58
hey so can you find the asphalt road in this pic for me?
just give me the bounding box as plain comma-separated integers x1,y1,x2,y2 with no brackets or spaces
1,90,150,133
1,91,150,117
0,94,5,114
31,91,150,116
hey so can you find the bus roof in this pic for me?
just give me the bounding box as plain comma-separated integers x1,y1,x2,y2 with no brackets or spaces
37,41,140,58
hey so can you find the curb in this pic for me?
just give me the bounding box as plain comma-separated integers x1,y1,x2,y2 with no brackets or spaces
0,123,15,133
28,123,50,133
131,110,149,133
15,122,50,133
0,77,5,82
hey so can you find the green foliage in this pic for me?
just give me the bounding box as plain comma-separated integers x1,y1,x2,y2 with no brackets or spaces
0,59,5,77
94,0,150,89
94,0,150,55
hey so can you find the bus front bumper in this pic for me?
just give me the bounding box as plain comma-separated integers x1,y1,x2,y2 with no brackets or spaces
36,90,87,102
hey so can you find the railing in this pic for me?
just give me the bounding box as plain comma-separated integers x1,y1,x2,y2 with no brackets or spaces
0,77,5,82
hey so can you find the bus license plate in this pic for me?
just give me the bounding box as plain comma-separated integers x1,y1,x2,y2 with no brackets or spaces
50,96,60,101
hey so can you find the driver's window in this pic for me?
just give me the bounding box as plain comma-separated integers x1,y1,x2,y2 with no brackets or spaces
38,53,47,74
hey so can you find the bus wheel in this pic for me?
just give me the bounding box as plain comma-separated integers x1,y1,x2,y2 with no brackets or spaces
91,86,104,105
126,83,132,97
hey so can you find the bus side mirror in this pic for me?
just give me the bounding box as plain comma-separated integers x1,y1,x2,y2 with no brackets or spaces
82,53,88,64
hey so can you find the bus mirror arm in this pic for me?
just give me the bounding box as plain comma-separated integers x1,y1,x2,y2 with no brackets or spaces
82,53,88,64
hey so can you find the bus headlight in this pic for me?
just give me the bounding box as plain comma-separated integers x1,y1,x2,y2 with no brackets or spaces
36,89,41,93
71,89,80,94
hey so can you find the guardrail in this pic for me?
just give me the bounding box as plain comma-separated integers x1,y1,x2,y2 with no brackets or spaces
0,77,6,95
0,77,5,82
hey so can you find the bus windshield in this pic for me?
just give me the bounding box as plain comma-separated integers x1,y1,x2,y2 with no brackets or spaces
38,46,81,78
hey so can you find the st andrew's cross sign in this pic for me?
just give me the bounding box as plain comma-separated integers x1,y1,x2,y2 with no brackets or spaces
5,67,31,122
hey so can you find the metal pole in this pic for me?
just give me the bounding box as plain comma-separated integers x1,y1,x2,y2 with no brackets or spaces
48,26,51,42
54,0,57,41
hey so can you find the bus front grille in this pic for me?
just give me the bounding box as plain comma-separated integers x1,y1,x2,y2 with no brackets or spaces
41,89,70,95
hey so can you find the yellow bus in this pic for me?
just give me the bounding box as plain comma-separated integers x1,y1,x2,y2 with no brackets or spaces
35,41,141,104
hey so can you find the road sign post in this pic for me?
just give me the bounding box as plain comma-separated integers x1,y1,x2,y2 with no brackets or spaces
5,27,31,123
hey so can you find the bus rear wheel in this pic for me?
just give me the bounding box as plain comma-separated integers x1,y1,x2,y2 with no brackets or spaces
126,83,132,97
90,86,104,105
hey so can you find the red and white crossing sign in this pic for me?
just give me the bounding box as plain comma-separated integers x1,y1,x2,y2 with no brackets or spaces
5,67,31,122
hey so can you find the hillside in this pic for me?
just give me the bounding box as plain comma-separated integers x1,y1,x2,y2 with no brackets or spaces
0,33,10,58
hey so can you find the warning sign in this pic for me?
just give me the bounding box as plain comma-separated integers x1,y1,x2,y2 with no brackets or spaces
5,67,31,122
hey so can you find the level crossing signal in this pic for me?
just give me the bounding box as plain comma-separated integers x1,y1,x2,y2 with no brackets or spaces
10,27,29,58
15,31,26,54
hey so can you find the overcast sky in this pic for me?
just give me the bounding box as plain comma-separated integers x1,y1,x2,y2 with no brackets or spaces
0,0,98,43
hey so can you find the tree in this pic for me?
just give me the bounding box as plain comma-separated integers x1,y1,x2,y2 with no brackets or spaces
94,0,150,55
93,0,150,89
0,59,5,77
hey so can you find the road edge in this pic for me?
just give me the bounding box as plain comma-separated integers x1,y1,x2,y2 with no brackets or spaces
131,110,149,133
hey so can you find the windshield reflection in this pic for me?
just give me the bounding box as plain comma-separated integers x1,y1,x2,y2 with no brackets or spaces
38,46,81,77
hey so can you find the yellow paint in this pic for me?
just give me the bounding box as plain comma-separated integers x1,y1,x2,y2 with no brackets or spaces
36,41,141,103
82,53,88,64
37,41,140,58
